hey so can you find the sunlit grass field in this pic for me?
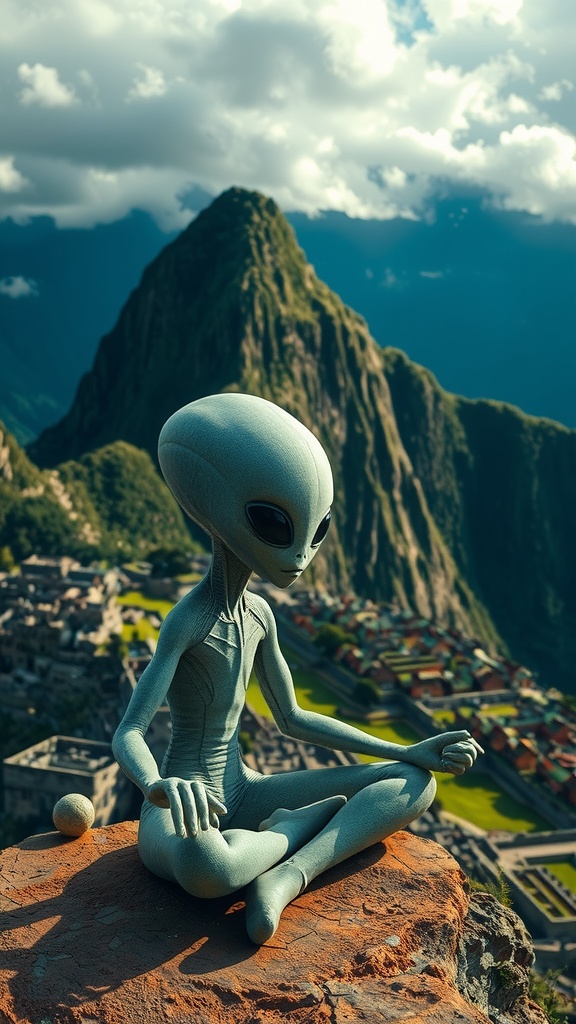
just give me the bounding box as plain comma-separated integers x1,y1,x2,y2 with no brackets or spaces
433,773,549,833
121,619,159,643
116,590,174,619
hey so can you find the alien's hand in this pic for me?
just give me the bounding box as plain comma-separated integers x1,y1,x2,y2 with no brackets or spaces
406,731,484,775
146,777,227,837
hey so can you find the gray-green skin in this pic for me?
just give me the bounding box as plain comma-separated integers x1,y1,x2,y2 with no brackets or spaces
112,394,483,945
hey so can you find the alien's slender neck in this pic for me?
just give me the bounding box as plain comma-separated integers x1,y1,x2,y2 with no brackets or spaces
208,536,252,618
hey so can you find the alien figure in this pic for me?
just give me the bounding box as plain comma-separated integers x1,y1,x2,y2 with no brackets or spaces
113,393,482,945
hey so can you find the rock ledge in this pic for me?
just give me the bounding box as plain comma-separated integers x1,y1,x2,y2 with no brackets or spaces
0,821,547,1024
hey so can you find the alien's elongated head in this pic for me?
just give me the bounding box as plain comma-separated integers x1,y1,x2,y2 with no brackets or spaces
158,393,333,588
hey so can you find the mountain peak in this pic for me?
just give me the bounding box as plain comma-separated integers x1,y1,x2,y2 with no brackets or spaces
27,187,323,464
176,185,303,271
190,185,279,225
175,185,314,316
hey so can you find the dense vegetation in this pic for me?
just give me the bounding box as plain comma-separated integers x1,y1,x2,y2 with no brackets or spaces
0,423,89,562
0,423,193,564
57,443,195,560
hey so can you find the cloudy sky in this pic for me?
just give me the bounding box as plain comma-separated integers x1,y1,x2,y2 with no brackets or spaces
1,0,575,229
0,0,575,441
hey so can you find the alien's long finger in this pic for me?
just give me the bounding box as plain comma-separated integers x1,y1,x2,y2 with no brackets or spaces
192,783,211,831
443,730,474,744
442,755,466,769
456,755,474,769
442,750,473,766
178,782,198,837
207,794,228,816
209,810,220,829
442,758,472,772
449,738,484,755
441,750,469,763
168,785,186,838
438,749,471,765
444,742,478,760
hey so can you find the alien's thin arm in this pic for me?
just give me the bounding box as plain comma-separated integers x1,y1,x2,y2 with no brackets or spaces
253,603,482,772
112,599,198,794
253,602,420,762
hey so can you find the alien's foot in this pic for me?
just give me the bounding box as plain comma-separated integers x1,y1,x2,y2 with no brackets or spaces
245,861,306,945
257,794,346,854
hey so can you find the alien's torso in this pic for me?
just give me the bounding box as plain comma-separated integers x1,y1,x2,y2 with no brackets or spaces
161,592,267,810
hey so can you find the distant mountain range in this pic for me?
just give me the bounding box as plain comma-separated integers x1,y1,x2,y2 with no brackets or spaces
3,188,575,691
2,191,575,445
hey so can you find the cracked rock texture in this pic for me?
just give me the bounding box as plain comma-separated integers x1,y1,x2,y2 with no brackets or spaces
0,821,548,1024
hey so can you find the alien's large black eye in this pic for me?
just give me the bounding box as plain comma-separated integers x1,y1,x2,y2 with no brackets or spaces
246,502,294,547
311,509,331,546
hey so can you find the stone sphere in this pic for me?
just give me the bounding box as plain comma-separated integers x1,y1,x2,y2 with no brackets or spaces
53,794,95,837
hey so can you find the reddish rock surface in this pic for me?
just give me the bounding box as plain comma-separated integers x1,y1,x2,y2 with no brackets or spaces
0,822,547,1024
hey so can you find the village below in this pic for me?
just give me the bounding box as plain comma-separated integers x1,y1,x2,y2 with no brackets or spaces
0,550,575,1017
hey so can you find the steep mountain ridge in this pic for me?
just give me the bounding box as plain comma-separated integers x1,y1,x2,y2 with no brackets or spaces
382,349,576,686
27,188,576,687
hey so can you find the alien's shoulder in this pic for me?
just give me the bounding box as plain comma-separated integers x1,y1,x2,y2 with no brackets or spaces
245,590,276,634
161,583,216,647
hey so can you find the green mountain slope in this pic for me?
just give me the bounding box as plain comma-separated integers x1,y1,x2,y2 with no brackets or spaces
0,424,192,564
0,422,77,564
27,188,576,689
382,348,576,688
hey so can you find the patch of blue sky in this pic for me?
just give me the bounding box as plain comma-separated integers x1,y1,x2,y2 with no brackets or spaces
390,0,434,46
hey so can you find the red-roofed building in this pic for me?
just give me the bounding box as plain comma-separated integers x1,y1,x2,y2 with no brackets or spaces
510,738,539,772
409,672,446,699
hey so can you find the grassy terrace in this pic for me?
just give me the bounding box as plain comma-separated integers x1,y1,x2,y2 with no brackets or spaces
434,773,549,832
518,869,576,917
117,590,172,643
117,592,550,833
545,860,576,893
433,704,519,726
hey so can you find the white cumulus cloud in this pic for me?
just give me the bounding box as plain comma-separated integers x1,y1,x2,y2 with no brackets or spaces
0,0,574,227
425,0,523,28
0,276,38,298
539,80,574,103
18,63,77,107
127,65,168,101
0,156,29,193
